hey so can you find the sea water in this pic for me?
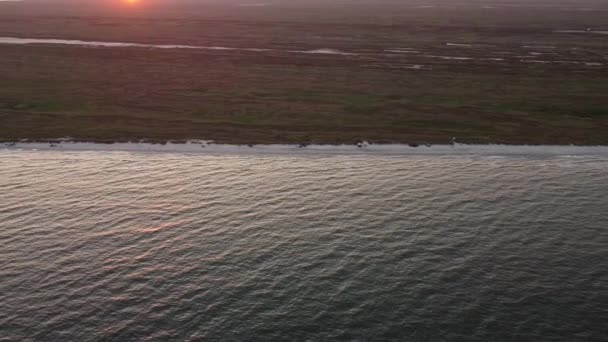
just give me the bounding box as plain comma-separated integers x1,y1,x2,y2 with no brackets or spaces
1,149,606,340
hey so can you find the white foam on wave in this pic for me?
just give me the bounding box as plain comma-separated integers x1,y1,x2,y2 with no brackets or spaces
297,48,355,56
554,60,605,66
424,55,474,61
522,60,550,64
385,49,420,54
554,30,608,35
523,45,556,49
401,64,429,70
520,59,603,67
3,141,608,157
446,43,474,48
364,63,431,70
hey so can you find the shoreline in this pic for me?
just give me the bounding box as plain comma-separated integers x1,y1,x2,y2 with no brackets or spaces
3,140,608,156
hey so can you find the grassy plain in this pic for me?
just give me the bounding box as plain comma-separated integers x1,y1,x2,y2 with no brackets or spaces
0,0,607,144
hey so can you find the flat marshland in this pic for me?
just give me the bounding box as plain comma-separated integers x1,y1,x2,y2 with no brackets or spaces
0,0,607,144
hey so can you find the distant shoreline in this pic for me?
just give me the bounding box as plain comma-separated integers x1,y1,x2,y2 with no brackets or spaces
3,140,608,156
3,137,608,147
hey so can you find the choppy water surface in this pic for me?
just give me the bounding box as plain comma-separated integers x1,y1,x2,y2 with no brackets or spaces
1,150,607,341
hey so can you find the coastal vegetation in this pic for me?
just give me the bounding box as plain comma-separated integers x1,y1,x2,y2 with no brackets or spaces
0,0,607,144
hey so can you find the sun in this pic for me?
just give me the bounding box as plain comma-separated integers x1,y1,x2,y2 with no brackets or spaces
125,0,139,4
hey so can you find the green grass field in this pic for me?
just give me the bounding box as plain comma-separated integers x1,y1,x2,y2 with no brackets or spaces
0,0,607,144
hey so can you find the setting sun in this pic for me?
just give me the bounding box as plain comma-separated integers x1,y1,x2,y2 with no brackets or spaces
125,0,139,4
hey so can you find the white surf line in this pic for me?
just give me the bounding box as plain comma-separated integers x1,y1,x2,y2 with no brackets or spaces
0,37,363,56
417,55,505,62
385,47,417,51
423,55,474,61
521,60,551,64
3,141,608,157
0,37,272,52
446,43,474,48
294,48,357,56
364,63,431,70
400,64,429,70
553,60,605,66
385,49,420,54
520,59,604,66
523,45,556,49
554,30,608,35
446,43,496,48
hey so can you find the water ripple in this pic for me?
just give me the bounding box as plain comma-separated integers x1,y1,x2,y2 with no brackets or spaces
1,151,607,341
